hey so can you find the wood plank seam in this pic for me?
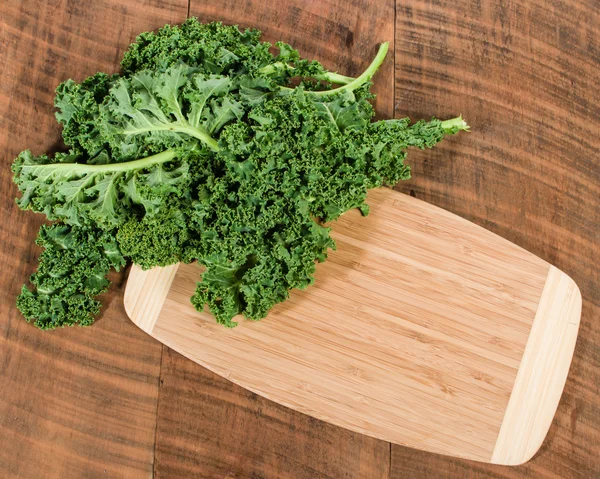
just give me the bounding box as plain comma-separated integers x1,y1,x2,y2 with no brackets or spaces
152,344,165,479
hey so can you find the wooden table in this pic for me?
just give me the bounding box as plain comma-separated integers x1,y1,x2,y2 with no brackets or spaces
1,1,598,477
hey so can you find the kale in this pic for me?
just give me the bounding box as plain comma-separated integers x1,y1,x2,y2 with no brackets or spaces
17,224,125,330
12,19,468,329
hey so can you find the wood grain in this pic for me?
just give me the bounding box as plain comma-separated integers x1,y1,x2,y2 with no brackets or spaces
125,187,581,464
492,266,581,465
0,1,187,478
1,0,598,477
155,346,390,478
125,264,179,334
392,0,600,477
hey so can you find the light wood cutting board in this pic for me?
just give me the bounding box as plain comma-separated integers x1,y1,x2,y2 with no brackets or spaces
123,187,581,465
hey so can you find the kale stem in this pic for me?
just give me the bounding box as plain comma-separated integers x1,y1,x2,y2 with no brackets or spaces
316,71,355,85
441,116,470,132
309,42,389,97
175,124,220,151
260,62,355,85
23,149,178,175
123,123,220,152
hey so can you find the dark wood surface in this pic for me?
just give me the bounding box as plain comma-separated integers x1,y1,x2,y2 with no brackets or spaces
0,1,598,477
0,2,187,477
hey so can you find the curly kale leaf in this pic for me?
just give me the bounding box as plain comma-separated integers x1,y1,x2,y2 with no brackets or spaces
99,64,245,158
116,206,190,269
17,224,125,330
12,148,189,227
54,72,118,161
121,18,355,89
189,215,335,327
221,89,462,223
121,19,274,76
313,91,373,132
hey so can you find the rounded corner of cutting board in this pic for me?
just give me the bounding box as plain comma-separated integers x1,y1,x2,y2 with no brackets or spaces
491,265,582,466
123,263,180,334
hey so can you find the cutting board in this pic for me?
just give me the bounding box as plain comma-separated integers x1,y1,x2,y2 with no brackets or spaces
123,187,581,465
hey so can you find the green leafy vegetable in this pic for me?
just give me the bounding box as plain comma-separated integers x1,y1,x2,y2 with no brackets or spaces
17,224,125,330
12,19,468,330
13,148,188,227
100,65,240,156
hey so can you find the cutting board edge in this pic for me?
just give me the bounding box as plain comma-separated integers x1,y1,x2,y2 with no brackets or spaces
491,265,582,465
124,263,180,334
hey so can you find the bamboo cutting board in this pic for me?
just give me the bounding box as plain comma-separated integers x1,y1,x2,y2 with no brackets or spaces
124,187,581,465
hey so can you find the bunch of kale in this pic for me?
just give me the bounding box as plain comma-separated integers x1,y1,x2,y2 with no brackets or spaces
12,19,467,329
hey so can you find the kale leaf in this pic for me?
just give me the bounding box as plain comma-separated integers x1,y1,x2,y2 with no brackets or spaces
12,148,189,227
17,223,125,330
12,19,468,329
